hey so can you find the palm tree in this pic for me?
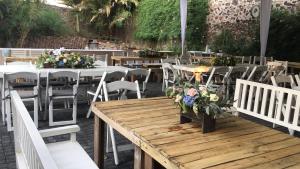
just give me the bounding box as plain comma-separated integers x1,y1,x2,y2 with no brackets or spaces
62,0,139,31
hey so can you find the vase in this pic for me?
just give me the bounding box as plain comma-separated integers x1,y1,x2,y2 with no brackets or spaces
180,110,216,134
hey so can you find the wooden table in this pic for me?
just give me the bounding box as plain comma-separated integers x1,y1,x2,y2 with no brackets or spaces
111,56,161,66
92,97,300,169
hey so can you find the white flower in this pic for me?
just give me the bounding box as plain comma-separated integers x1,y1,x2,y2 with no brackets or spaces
193,104,199,113
63,59,67,63
74,61,78,65
55,57,59,61
175,94,182,103
209,94,219,102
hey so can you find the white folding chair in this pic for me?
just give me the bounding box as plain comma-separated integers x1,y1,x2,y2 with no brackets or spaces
271,75,297,135
46,71,80,126
93,54,108,67
3,72,40,131
86,70,128,118
161,63,178,91
126,69,151,96
103,80,141,165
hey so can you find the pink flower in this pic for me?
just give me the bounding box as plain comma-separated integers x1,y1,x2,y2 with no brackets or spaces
187,88,198,97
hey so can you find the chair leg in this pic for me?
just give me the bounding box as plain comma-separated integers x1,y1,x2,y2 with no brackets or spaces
106,125,112,153
49,98,54,126
6,98,12,131
34,97,38,128
288,128,295,136
109,126,119,165
72,97,77,124
162,79,165,92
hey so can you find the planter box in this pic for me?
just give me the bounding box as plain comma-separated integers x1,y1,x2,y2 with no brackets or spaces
180,111,216,133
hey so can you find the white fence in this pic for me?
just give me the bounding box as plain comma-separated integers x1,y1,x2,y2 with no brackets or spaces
234,79,300,135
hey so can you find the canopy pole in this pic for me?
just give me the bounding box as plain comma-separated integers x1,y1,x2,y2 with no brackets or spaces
260,0,272,65
180,0,187,58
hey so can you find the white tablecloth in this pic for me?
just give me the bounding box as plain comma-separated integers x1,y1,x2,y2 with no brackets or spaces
0,65,131,78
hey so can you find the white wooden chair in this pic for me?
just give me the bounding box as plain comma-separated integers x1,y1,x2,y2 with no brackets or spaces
29,49,44,57
234,79,300,136
93,54,108,67
243,56,252,64
161,63,178,91
10,90,98,169
103,80,141,165
10,49,27,57
247,65,268,82
3,72,40,131
126,69,151,96
46,71,80,126
86,70,128,118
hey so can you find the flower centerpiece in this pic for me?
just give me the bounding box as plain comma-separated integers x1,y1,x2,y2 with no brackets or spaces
166,83,230,133
36,48,94,69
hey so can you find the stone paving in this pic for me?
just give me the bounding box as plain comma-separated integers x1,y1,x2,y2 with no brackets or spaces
0,82,164,169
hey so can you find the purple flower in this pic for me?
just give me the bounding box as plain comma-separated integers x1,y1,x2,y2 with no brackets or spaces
58,61,64,67
183,95,196,107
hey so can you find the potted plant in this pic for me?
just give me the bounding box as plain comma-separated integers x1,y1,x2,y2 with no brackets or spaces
166,83,230,133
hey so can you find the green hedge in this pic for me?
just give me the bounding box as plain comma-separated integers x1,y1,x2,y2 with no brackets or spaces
135,0,208,50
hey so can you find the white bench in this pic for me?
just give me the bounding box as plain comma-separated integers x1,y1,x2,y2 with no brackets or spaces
234,79,300,135
10,90,99,169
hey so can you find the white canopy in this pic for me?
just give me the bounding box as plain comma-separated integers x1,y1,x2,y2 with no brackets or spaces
180,0,273,64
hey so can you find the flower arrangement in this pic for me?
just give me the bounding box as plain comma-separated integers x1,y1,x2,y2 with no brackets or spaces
166,83,230,119
36,49,94,69
195,56,237,66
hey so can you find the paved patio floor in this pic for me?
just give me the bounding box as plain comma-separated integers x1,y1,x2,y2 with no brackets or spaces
0,82,164,169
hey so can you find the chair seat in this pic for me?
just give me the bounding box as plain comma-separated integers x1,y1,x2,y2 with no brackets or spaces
47,141,98,169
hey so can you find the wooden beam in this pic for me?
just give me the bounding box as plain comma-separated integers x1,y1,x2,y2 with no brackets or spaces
94,116,105,168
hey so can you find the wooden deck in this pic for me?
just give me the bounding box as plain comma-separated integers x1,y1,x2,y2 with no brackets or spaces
92,97,300,169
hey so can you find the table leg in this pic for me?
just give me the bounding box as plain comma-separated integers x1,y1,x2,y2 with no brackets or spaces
144,152,153,169
134,145,143,169
94,116,105,168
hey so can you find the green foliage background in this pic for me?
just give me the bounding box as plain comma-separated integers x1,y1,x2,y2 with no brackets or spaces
0,0,69,47
135,0,208,50
211,9,299,61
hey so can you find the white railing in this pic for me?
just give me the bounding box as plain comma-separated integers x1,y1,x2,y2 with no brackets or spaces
11,90,58,169
234,79,300,135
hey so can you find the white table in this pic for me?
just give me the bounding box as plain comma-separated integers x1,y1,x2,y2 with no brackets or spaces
0,65,130,78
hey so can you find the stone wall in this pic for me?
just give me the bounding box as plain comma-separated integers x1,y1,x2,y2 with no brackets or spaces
207,0,300,42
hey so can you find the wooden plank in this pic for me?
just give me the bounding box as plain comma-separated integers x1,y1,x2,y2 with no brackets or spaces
144,152,154,169
247,153,300,169
182,138,300,168
209,145,300,169
94,116,105,168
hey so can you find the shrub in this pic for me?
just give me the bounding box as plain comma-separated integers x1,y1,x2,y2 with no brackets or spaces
30,8,69,37
135,0,208,50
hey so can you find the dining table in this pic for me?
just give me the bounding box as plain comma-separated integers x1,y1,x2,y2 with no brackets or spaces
92,97,300,169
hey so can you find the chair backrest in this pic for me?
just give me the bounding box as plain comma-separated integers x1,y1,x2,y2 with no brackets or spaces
161,57,177,64
11,49,27,57
4,72,40,90
247,65,268,82
127,69,151,92
29,49,44,57
271,75,295,88
46,71,80,88
235,56,244,64
104,70,128,82
93,54,108,67
205,66,231,87
10,90,58,169
243,56,252,64
103,80,141,101
162,63,178,82
229,66,249,80
234,79,300,133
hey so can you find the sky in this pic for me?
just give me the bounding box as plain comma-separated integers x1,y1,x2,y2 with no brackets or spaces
45,0,69,8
